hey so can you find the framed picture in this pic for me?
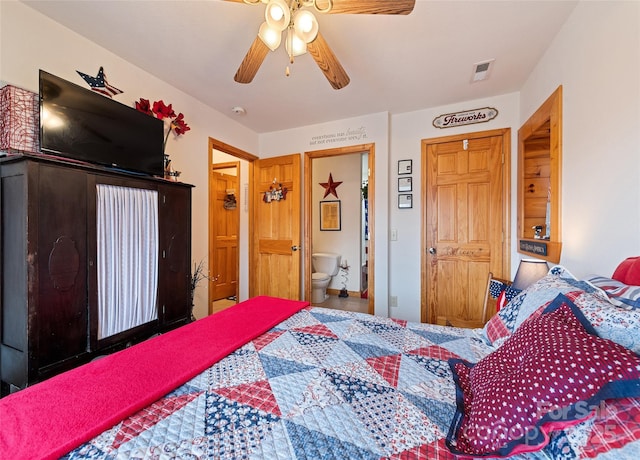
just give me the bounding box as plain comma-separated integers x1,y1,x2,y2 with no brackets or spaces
398,194,413,209
398,177,412,192
398,159,412,175
320,200,341,231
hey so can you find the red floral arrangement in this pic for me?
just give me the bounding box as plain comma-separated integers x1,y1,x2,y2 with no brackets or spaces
135,98,190,152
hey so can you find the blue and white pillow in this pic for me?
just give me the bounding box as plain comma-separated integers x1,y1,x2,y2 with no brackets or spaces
483,266,640,353
482,266,594,347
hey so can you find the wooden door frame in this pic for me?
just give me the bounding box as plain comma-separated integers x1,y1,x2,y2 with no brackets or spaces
304,143,375,315
208,138,258,315
420,128,511,323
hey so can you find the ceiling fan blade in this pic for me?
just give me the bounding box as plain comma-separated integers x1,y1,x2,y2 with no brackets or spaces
319,0,415,15
234,36,270,84
307,32,350,90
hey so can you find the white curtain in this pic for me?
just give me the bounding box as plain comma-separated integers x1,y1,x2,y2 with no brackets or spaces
96,184,159,339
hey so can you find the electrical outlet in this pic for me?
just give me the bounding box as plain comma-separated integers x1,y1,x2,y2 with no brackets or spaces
389,296,398,308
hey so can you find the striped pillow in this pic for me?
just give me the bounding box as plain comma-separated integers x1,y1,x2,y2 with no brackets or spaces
587,275,640,310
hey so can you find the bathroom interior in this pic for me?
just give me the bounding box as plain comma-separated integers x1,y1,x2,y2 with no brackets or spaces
310,152,369,313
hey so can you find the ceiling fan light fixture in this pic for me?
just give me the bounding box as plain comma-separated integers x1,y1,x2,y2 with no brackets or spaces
258,22,281,51
265,0,290,31
311,0,333,14
293,9,319,43
235,0,415,89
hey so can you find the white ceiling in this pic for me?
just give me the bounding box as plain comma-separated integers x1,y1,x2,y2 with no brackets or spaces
23,0,578,133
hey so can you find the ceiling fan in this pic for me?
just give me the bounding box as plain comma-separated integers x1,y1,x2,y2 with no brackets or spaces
227,0,415,90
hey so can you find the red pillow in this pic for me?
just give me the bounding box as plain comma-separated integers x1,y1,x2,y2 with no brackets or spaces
446,294,640,458
612,256,640,285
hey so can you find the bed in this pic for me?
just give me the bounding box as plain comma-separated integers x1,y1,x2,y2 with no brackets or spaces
1,263,640,459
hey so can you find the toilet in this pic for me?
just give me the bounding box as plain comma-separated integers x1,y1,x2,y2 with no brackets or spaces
311,253,341,304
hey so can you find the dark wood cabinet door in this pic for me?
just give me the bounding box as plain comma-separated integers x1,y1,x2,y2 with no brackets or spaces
1,162,31,389
37,165,88,369
159,183,192,326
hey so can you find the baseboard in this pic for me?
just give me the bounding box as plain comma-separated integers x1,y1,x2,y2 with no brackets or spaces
326,288,360,298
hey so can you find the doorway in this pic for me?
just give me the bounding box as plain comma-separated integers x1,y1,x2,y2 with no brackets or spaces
304,143,375,315
420,129,511,327
208,138,258,315
210,162,239,302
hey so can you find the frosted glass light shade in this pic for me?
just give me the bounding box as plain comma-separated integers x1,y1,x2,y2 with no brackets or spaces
285,30,307,57
265,0,290,32
293,9,318,43
258,22,281,51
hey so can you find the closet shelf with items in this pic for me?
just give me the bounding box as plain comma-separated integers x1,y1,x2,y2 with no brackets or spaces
517,86,562,263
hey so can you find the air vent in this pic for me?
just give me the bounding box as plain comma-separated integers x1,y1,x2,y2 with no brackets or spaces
471,59,495,82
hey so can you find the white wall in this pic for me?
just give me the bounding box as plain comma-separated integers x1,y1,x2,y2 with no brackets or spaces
519,0,640,278
0,1,259,319
388,93,521,321
382,0,640,321
4,1,638,324
260,112,391,316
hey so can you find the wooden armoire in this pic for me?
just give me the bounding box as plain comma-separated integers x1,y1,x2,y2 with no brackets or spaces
0,154,193,395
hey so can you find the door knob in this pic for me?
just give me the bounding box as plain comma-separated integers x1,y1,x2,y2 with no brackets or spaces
291,245,301,251
428,247,436,255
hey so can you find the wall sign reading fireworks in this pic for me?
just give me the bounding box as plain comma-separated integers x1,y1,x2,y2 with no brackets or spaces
433,107,498,129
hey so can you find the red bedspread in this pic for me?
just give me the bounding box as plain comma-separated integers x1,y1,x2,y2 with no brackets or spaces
0,296,308,460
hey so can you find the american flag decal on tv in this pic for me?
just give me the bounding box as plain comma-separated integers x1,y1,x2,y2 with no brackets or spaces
76,66,123,98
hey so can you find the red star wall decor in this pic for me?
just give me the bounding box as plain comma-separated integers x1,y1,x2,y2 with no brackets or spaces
319,173,343,199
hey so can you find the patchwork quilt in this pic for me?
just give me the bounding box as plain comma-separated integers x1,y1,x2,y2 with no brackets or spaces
64,307,640,459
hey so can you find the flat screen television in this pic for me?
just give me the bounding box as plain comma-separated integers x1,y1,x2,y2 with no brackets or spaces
39,70,164,177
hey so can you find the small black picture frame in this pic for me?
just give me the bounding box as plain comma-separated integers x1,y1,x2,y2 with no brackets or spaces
398,177,412,192
398,194,413,209
398,159,412,175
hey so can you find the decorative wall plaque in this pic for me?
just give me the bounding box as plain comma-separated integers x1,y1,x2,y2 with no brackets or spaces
433,107,498,129
519,239,549,257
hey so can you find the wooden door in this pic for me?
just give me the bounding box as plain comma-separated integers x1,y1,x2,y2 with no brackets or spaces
210,166,239,301
251,154,301,299
422,129,510,327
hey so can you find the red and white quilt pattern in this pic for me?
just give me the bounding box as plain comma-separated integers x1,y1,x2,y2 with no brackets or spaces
64,307,640,459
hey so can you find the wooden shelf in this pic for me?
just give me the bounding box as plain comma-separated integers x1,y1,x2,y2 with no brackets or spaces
517,86,562,264
518,238,562,263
